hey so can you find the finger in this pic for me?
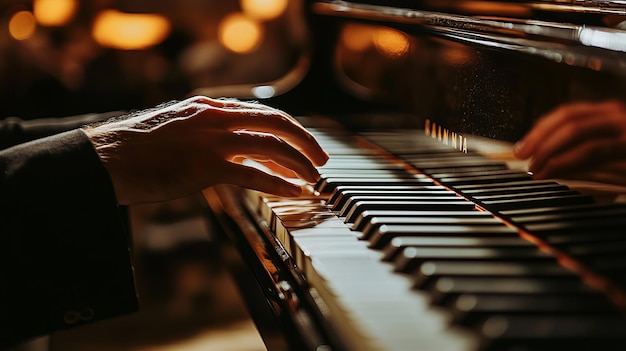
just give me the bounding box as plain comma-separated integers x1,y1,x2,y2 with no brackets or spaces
231,157,300,180
514,102,608,159
163,97,329,166
196,107,329,166
258,161,300,180
221,131,321,184
532,138,626,179
528,116,622,174
223,162,303,197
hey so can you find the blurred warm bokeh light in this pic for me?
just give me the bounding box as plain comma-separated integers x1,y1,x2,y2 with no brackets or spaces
240,0,288,20
341,23,375,52
439,0,530,16
33,0,78,26
441,41,475,66
92,10,171,50
218,13,263,54
373,27,410,58
1,0,302,118
8,11,36,40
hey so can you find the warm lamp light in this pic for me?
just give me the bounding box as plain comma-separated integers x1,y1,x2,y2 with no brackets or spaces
240,0,288,20
92,10,171,50
373,27,410,58
218,13,263,54
9,11,36,41
33,0,78,26
341,23,375,52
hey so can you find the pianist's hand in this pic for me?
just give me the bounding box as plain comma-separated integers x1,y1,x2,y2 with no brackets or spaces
514,100,626,185
82,96,329,205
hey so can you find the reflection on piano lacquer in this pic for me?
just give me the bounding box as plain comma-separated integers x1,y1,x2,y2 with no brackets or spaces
207,119,626,351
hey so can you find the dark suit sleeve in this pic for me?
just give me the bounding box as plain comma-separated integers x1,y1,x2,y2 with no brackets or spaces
0,129,138,348
0,112,125,151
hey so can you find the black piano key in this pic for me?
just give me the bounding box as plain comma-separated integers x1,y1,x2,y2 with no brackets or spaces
432,168,531,180
351,210,494,232
523,218,626,236
585,254,626,276
457,183,569,197
315,177,434,193
542,230,626,247
478,315,626,351
319,170,413,179
342,200,475,224
364,214,504,240
454,180,559,192
368,224,519,249
452,294,616,327
412,261,574,290
563,241,626,258
509,204,626,224
319,161,407,170
327,184,447,206
472,189,580,202
429,277,596,306
381,236,535,262
479,194,595,212
319,153,384,160
320,155,413,163
328,189,455,211
338,195,463,216
393,247,553,274
499,203,626,219
587,264,626,291
438,172,533,187
424,164,508,175
363,216,506,242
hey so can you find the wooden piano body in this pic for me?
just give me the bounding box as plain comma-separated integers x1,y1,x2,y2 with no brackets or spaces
201,1,626,350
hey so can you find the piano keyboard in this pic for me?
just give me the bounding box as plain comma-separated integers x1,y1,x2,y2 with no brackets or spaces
236,125,626,351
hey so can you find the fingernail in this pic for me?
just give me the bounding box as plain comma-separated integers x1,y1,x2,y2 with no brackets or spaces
527,160,535,174
309,169,321,183
315,151,330,166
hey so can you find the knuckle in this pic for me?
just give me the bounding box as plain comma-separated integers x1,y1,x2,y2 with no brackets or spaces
188,95,209,104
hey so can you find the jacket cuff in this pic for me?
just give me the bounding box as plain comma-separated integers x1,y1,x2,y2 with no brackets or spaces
0,129,138,347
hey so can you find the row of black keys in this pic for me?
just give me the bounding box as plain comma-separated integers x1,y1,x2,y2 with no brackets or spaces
310,129,626,350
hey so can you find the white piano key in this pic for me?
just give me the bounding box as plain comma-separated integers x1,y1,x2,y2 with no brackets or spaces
303,251,479,351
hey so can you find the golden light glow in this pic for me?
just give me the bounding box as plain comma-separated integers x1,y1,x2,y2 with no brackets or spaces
456,1,530,16
218,13,263,54
9,11,36,41
92,10,171,50
341,23,375,52
240,0,288,20
441,42,475,66
373,27,410,58
34,0,78,26
423,0,531,17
